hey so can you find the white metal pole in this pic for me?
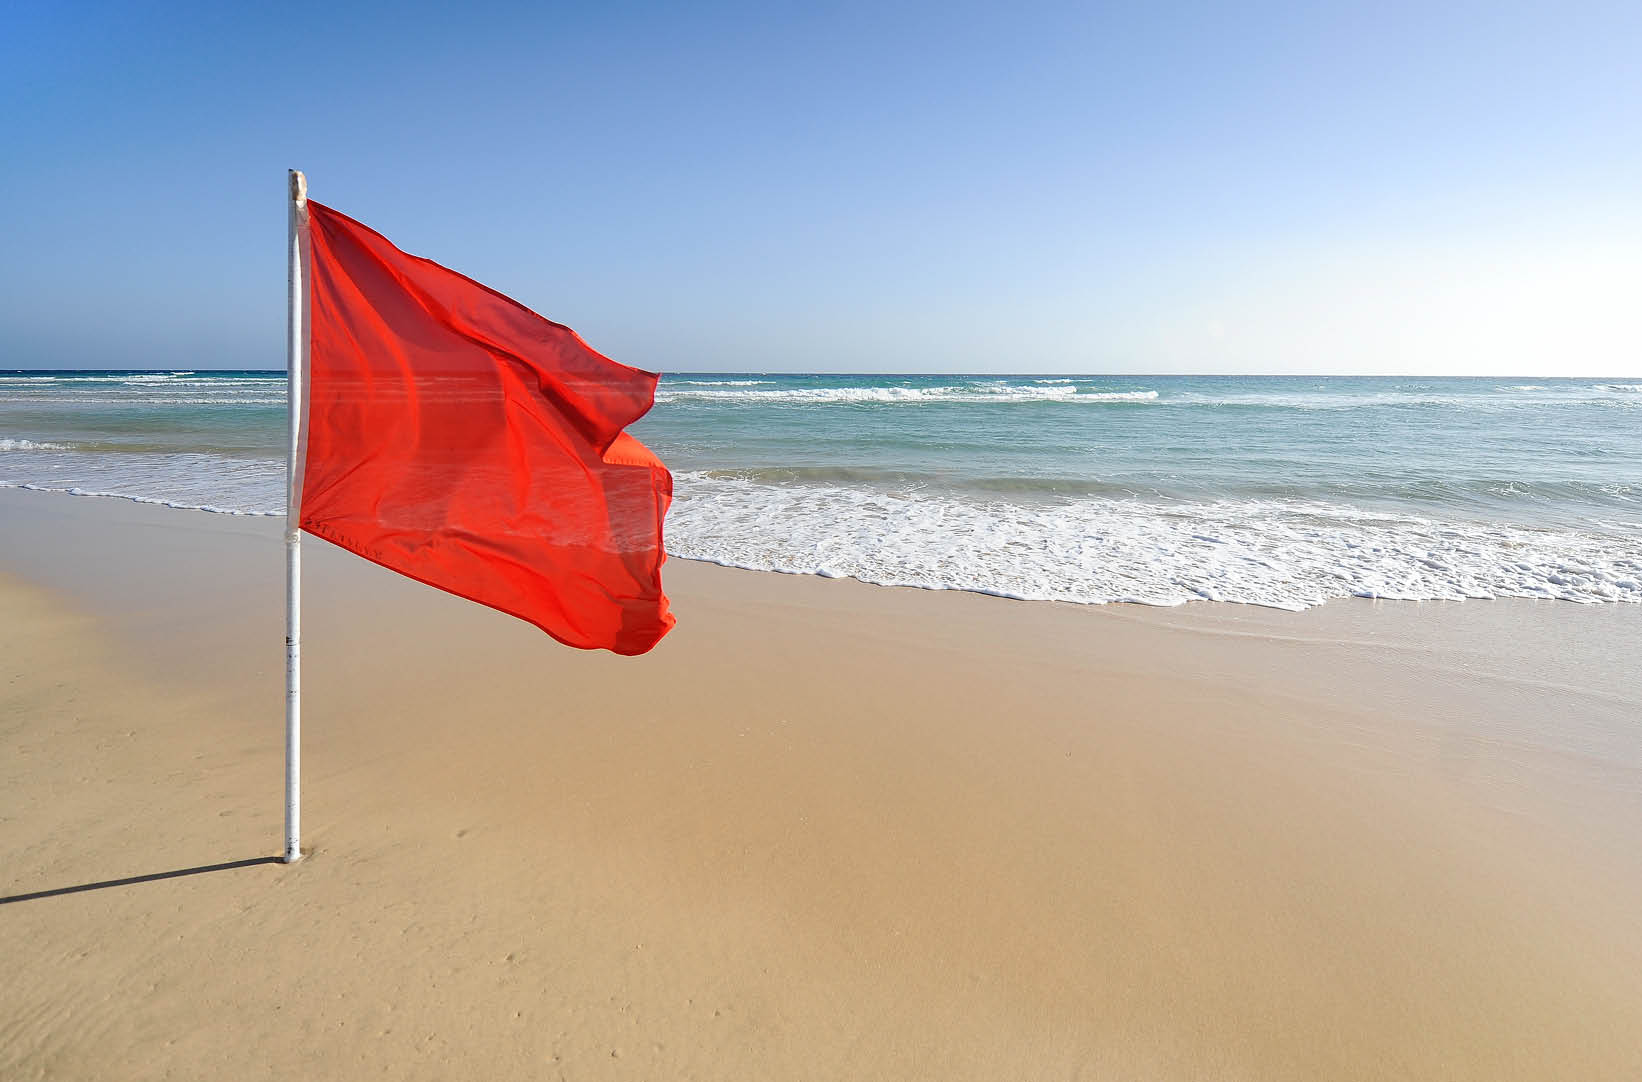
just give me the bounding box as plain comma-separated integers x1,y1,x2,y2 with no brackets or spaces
285,169,308,863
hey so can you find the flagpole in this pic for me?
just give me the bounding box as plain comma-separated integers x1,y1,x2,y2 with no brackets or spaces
285,169,308,864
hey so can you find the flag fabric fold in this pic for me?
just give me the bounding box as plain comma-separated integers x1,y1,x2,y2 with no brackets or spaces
299,200,674,655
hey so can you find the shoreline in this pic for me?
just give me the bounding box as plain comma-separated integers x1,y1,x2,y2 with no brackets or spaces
3,486,1639,1079
6,481,1640,614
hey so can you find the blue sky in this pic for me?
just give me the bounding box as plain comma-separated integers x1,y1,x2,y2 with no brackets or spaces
2,1,1637,374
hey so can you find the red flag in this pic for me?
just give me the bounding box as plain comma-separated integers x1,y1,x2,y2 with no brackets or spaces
298,201,674,655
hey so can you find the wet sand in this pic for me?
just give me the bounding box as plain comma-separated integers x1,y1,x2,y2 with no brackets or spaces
3,487,1639,1080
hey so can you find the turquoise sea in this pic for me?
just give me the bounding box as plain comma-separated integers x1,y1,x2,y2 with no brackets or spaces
3,371,1640,610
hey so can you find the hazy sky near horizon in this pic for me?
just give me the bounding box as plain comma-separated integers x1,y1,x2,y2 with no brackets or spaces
2,1,1638,375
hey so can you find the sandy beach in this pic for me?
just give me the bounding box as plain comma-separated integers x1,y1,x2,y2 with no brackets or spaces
3,486,1639,1080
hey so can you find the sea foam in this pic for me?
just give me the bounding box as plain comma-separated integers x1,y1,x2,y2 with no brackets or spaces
0,439,70,451
665,474,1642,610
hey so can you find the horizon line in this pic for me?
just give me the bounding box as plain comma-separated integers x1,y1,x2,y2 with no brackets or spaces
4,368,1640,380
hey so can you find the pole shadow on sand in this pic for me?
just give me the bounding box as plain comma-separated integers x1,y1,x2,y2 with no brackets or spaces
0,857,283,905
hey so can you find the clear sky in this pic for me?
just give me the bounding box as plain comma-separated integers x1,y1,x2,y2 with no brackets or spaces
2,1,1638,374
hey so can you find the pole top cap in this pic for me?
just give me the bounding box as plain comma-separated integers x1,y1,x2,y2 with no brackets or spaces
289,170,307,206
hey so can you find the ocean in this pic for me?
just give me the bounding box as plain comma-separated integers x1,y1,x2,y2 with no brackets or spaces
3,370,1640,611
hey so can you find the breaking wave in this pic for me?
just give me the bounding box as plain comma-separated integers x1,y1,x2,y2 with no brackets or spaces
657,384,1158,405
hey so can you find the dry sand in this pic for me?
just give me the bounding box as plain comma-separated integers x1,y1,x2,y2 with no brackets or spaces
3,488,1639,1080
